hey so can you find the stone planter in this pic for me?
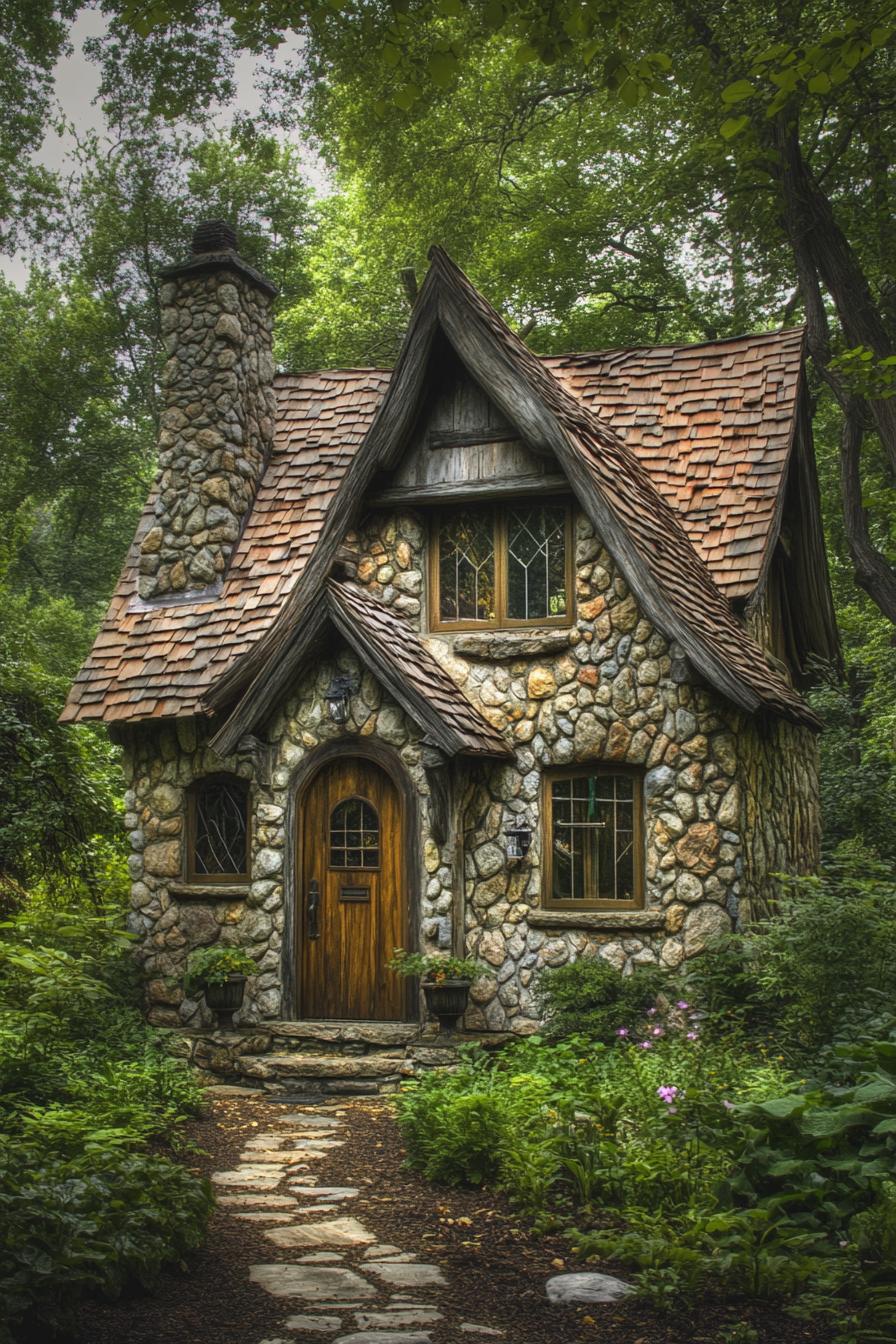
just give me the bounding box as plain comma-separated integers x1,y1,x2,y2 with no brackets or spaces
423,979,471,1035
204,973,246,1024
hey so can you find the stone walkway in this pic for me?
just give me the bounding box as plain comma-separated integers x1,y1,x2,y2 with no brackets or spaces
211,1100,506,1343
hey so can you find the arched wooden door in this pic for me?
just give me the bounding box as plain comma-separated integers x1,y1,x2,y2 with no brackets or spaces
298,756,406,1020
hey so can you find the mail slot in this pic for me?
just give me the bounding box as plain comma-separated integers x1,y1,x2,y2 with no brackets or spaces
340,885,370,903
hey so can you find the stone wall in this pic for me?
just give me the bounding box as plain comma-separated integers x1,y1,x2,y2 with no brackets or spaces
138,236,277,600
125,503,820,1032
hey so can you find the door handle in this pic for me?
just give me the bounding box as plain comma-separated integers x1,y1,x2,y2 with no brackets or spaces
307,879,320,940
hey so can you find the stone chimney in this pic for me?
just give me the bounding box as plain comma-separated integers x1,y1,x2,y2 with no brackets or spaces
138,221,278,600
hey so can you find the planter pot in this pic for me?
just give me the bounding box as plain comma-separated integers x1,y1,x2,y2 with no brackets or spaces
423,979,471,1035
204,973,246,1023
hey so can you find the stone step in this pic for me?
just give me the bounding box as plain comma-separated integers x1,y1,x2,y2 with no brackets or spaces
268,1020,424,1055
235,1052,408,1095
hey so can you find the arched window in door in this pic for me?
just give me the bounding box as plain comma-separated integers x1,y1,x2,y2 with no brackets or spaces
329,797,380,870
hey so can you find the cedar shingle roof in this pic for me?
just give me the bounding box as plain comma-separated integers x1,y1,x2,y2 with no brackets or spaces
544,328,805,601
327,580,510,757
62,252,815,729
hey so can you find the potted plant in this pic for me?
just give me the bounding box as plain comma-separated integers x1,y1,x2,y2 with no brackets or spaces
389,949,486,1034
185,945,256,1024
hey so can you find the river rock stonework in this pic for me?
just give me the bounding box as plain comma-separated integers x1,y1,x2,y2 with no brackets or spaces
122,503,819,1034
138,231,277,600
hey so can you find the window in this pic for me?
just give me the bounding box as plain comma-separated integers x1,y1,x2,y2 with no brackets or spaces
543,769,643,909
431,503,571,630
187,775,250,883
329,797,380,870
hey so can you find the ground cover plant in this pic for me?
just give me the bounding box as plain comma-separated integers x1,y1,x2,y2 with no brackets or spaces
396,870,896,1341
0,894,211,1343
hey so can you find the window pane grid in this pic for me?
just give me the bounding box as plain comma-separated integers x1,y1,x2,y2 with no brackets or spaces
506,505,567,621
329,798,380,869
550,774,636,903
194,781,248,876
438,509,495,623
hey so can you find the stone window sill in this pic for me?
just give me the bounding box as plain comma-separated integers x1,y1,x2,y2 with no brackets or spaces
168,882,250,901
528,909,666,931
448,629,574,660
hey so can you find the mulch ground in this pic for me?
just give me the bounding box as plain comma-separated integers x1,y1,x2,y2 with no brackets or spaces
49,1090,833,1344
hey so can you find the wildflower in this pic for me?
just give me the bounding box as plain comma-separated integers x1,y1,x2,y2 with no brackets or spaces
722,1099,735,1111
651,1026,665,1038
616,1027,629,1037
686,1031,698,1040
657,1085,679,1103
646,1007,658,1017
639,1041,653,1050
676,1000,689,1010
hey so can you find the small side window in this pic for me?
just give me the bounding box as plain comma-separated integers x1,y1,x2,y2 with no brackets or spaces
329,797,380,870
187,775,250,882
544,768,643,909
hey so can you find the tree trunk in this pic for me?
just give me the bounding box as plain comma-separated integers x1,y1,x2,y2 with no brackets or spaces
838,398,896,623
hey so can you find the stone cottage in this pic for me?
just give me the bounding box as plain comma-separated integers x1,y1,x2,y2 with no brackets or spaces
64,223,838,1047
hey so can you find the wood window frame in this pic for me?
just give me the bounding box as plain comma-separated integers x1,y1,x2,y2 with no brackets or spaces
428,501,574,633
185,773,251,885
541,764,645,912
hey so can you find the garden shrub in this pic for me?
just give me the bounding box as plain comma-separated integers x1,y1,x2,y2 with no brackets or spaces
0,892,209,1342
533,955,667,1041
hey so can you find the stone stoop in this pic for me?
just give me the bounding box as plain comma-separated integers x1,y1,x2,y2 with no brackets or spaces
167,1020,513,1096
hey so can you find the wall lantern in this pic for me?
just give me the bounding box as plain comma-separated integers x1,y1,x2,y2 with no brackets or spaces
325,673,356,724
504,821,533,862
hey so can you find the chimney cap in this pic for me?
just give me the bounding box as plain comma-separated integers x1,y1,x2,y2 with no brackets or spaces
191,220,238,254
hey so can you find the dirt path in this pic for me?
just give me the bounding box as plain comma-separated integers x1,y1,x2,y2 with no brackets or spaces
65,1090,832,1344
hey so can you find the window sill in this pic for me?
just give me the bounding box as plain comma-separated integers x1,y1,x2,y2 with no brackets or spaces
445,629,574,660
168,882,250,901
528,909,666,932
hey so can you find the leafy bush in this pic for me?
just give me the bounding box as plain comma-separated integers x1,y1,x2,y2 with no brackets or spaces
388,949,486,982
185,942,257,989
0,894,208,1340
533,955,667,1041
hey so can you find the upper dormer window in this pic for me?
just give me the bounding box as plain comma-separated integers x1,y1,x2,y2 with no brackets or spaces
430,503,571,630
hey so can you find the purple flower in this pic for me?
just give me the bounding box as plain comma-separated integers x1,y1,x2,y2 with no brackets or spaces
646,1007,658,1017
676,1000,689,1010
639,1041,653,1050
722,1099,735,1111
686,1031,698,1041
616,1027,629,1037
657,1085,679,1103
651,1026,664,1037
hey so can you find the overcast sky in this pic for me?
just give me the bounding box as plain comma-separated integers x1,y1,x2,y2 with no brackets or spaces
1,8,315,285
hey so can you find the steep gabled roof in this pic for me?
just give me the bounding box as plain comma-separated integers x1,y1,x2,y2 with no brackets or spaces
544,329,806,603
62,249,822,734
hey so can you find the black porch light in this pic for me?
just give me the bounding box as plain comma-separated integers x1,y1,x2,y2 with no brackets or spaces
325,673,356,724
504,821,533,861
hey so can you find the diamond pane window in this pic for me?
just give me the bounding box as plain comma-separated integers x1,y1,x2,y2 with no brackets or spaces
437,509,495,623
191,776,249,880
547,771,641,908
506,504,568,621
329,797,380,870
431,504,570,629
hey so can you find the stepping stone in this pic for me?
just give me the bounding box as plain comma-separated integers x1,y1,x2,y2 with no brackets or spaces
284,1316,342,1334
213,1169,282,1189
250,1265,375,1302
204,1084,259,1096
233,1212,296,1224
365,1264,446,1289
298,1253,345,1264
266,1218,375,1249
279,1115,342,1128
334,1334,431,1344
545,1272,633,1304
361,1249,416,1263
238,1151,310,1165
291,1186,359,1202
355,1310,443,1328
218,1194,298,1208
460,1326,505,1336
362,1245,405,1260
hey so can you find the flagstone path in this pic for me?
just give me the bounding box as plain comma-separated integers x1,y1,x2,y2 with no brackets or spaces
211,1099,505,1343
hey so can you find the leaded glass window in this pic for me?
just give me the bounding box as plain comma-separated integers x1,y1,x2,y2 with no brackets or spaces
437,509,495,623
547,771,642,907
506,504,568,621
432,503,570,629
191,777,249,879
329,797,380,870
